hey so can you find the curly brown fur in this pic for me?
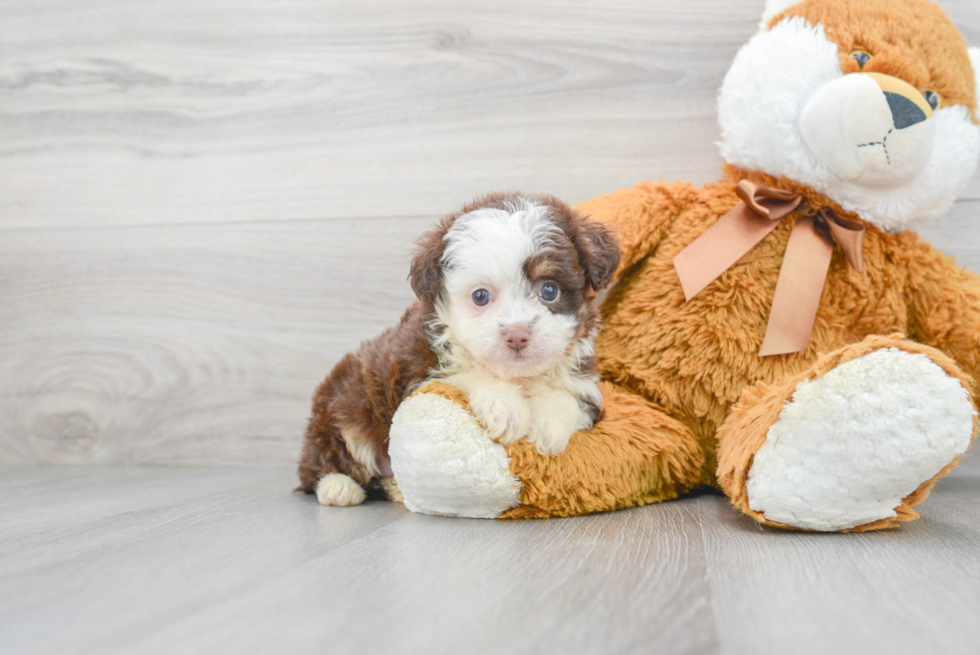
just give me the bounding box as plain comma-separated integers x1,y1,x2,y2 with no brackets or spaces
297,302,438,494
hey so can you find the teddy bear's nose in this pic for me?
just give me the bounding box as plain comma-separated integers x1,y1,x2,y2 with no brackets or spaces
862,72,934,129
885,92,928,130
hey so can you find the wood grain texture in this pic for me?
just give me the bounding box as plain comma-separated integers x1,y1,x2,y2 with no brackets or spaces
0,465,717,655
2,463,978,654
0,217,425,464
1,0,979,465
698,458,980,655
0,0,741,229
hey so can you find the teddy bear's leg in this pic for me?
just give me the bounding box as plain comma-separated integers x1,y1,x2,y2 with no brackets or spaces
389,380,706,518
717,335,977,532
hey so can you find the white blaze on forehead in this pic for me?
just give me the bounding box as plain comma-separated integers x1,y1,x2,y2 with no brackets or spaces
432,196,581,380
440,197,559,294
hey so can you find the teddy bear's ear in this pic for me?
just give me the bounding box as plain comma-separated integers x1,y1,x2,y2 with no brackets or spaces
971,48,980,103
759,0,800,30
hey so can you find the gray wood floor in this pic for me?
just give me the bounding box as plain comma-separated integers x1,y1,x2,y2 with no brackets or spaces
2,459,979,655
4,1,980,653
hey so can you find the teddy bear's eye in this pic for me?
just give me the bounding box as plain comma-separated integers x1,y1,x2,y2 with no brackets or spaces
850,50,872,68
923,89,941,110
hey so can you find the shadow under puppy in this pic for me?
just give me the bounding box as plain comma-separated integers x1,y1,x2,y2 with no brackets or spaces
297,193,621,506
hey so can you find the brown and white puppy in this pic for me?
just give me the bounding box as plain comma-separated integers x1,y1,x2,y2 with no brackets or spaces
297,193,620,506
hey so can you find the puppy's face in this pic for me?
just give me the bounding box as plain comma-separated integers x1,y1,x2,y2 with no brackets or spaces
410,194,620,380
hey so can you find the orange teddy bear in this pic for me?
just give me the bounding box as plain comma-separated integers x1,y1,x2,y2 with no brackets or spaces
388,0,980,532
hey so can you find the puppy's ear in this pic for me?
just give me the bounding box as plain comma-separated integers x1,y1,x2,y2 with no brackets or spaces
408,219,450,304
575,219,621,291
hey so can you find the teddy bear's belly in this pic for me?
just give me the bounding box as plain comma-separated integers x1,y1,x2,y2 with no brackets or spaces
596,248,909,457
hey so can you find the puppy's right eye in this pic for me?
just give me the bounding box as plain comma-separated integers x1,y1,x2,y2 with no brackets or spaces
472,289,491,306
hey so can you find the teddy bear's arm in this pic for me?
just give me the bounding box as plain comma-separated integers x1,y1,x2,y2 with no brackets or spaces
499,381,707,518
906,239,980,392
389,380,706,518
575,180,699,276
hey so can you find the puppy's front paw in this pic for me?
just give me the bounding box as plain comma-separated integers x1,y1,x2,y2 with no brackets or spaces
526,390,591,456
469,390,529,445
527,411,579,456
316,473,366,506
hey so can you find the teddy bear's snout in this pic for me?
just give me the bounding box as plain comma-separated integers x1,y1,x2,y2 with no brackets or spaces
799,72,936,190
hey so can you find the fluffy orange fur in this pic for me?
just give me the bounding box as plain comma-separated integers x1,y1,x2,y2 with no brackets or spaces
415,380,705,518
407,0,980,528
775,0,977,122
484,164,979,523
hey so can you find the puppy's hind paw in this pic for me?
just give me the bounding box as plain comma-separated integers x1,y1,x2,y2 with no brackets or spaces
316,473,366,507
381,477,404,503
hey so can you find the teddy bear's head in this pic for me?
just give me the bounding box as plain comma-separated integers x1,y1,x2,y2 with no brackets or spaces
718,0,980,231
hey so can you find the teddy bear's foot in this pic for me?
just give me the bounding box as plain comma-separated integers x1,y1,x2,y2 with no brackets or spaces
746,348,974,530
718,336,976,531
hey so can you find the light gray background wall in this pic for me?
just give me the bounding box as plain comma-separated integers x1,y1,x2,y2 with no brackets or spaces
2,0,979,466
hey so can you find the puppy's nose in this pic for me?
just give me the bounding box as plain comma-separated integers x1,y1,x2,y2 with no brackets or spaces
503,325,531,353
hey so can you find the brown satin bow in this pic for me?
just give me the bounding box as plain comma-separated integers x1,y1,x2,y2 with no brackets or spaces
673,180,866,357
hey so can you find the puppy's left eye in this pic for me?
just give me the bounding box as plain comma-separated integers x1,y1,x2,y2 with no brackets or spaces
923,89,941,110
539,282,560,303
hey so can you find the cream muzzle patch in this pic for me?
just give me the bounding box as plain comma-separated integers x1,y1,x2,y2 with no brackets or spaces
800,72,935,189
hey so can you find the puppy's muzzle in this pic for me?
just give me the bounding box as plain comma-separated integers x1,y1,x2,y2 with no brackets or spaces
503,325,531,354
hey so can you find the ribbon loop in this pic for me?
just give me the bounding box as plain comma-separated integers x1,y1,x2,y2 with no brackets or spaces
736,179,802,220
819,209,866,273
673,180,805,301
673,181,865,356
